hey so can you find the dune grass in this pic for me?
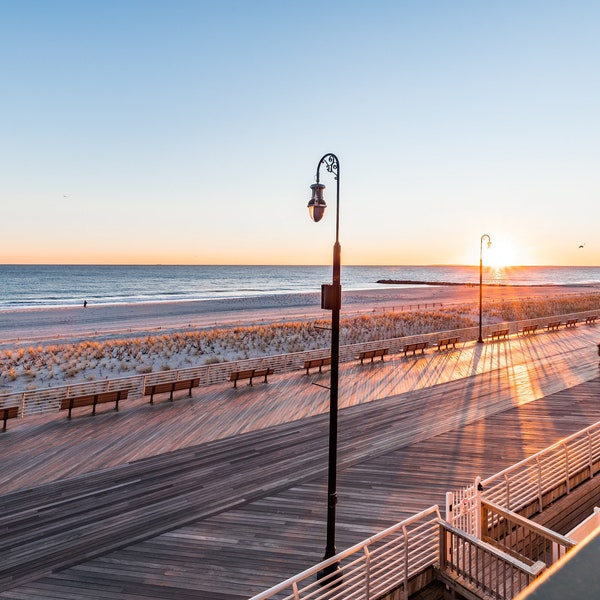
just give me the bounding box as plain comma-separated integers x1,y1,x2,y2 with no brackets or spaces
1,293,599,392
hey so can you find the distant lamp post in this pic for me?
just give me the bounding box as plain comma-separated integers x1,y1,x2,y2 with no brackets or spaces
478,234,492,343
307,153,342,582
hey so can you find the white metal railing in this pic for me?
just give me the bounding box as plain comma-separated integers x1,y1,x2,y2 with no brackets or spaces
251,419,600,599
447,420,600,536
249,505,441,600
438,519,546,600
446,476,483,536
1,309,598,419
482,421,600,514
480,500,575,566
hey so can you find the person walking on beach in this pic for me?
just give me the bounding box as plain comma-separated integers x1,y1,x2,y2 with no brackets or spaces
83,300,87,308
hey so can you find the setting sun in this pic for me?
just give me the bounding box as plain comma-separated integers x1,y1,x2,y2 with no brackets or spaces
485,242,519,269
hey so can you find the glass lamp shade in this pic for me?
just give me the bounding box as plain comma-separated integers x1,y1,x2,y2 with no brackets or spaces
308,183,327,222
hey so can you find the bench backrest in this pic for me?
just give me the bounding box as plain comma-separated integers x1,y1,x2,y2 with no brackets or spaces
1,406,19,419
60,390,128,410
230,370,255,380
305,358,330,367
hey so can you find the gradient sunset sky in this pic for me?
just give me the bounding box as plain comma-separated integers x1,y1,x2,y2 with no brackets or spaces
2,1,599,266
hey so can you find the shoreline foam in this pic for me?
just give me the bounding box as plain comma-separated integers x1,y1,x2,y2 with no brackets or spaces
0,284,598,345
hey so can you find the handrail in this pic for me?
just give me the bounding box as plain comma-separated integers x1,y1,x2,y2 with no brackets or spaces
481,420,600,513
438,519,545,600
481,500,575,565
1,309,598,419
250,505,441,600
447,419,600,544
255,415,600,600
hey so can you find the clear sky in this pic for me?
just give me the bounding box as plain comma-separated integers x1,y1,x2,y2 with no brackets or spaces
1,0,599,266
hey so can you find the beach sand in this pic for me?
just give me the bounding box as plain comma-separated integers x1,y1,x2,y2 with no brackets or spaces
1,283,598,345
1,283,599,394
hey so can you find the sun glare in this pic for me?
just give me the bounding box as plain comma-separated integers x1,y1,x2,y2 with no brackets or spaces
485,243,518,269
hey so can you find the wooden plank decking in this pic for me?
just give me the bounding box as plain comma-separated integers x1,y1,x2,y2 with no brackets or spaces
0,326,599,598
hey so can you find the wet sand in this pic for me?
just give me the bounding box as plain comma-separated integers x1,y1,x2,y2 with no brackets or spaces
0,283,597,345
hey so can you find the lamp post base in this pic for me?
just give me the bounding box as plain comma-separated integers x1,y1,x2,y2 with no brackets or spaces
317,561,342,587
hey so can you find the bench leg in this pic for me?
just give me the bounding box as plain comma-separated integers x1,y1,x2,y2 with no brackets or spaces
2,415,7,431
92,394,98,415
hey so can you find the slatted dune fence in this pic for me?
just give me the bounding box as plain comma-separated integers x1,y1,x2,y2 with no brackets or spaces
1,310,598,419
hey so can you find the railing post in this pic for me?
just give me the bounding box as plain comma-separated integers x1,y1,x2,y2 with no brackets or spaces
438,522,447,571
588,431,594,478
20,392,26,418
363,545,371,599
445,491,454,523
475,476,482,538
562,442,570,494
402,525,409,600
504,473,511,510
536,456,543,512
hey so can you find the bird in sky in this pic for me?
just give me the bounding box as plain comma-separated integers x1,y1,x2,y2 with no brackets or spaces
578,243,585,248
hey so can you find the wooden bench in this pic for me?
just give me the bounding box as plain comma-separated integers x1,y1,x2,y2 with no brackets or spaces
547,321,562,331
403,342,428,357
357,347,389,365
565,319,578,328
144,378,200,405
490,329,509,341
520,325,538,336
229,368,274,388
1,406,19,431
59,389,129,419
437,337,460,351
585,315,597,325
303,357,331,375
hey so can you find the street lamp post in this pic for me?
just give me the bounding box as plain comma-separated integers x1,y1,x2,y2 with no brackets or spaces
478,234,492,343
307,153,341,581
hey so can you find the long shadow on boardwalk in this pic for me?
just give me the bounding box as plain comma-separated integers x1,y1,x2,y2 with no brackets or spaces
0,328,599,599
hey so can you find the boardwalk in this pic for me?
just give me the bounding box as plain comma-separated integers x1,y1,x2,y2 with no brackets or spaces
0,324,599,598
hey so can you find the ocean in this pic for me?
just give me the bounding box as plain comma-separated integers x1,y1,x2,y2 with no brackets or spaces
1,264,599,310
